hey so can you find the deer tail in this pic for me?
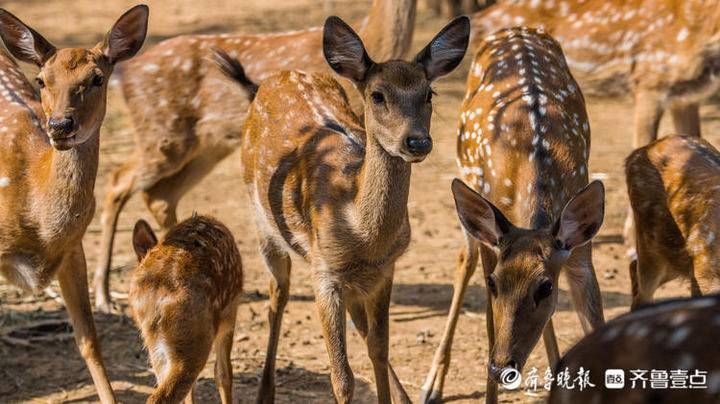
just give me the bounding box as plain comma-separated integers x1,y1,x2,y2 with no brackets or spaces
211,48,258,101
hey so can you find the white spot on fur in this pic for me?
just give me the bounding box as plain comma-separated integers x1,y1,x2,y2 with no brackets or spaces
0,177,9,187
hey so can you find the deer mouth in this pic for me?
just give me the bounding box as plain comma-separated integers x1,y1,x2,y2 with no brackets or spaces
49,133,77,150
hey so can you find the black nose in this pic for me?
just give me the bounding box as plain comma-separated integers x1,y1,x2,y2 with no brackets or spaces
48,117,74,134
488,359,519,382
405,136,432,155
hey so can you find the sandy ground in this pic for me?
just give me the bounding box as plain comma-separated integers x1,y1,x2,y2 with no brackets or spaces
1,0,719,403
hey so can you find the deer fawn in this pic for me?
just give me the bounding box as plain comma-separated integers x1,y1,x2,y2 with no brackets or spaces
550,295,720,403
0,5,148,403
130,215,243,404
93,0,417,313
217,15,469,404
420,27,606,404
626,135,720,310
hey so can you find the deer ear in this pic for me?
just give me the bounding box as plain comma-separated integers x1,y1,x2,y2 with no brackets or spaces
323,16,374,83
452,179,513,246
102,4,149,64
554,181,605,250
132,220,157,261
0,9,56,66
414,16,470,81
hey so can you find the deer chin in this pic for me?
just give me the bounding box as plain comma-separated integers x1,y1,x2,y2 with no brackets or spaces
49,133,77,151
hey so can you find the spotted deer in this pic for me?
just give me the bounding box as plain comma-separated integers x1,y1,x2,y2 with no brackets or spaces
420,27,605,404
626,135,720,310
472,0,720,144
93,0,417,313
0,5,148,403
217,15,469,404
130,215,243,404
549,295,720,403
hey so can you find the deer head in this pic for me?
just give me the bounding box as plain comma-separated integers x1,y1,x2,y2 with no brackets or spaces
0,5,148,150
322,15,469,163
452,179,605,380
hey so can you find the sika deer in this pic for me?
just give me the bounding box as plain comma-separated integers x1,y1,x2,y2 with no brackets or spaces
420,27,605,404
218,15,469,404
550,295,720,403
0,5,148,403
130,215,243,404
94,0,418,313
626,135,720,309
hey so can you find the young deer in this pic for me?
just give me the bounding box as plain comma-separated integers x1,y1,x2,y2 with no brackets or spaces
626,135,720,310
0,6,148,403
218,15,469,404
130,215,243,404
420,27,605,404
93,0,418,313
549,295,720,403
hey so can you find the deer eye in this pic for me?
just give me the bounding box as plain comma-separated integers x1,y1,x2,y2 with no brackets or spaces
371,91,385,105
35,77,45,89
534,280,553,305
92,74,104,87
486,275,498,297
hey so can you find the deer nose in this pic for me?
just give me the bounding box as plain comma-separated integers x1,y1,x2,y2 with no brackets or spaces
405,135,433,155
488,359,519,382
48,116,74,135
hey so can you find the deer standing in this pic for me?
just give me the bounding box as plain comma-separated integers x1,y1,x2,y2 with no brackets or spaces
470,0,720,241
549,295,720,403
217,15,469,404
626,135,720,310
93,0,417,313
0,6,149,403
420,27,606,404
130,215,243,404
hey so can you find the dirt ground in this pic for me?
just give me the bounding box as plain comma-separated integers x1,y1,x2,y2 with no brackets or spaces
1,1,719,403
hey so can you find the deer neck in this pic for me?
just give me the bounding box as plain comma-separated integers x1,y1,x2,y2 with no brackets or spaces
360,0,417,61
354,133,411,248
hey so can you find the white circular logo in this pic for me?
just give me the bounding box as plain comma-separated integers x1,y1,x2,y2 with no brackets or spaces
500,368,522,390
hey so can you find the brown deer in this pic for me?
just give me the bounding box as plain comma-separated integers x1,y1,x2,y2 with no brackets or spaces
217,15,469,404
469,0,720,243
549,295,720,403
0,5,148,403
420,27,605,404
626,135,720,310
130,215,243,404
93,0,417,313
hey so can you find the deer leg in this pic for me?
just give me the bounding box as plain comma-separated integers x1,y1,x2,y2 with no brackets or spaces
149,360,207,404
365,278,394,404
480,244,498,404
315,275,353,403
631,244,664,311
563,244,604,333
94,160,138,312
670,102,701,137
541,320,560,369
57,245,116,404
420,233,480,404
214,305,238,404
256,239,291,404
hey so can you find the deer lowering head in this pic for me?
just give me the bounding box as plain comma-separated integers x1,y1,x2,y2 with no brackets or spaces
0,5,147,150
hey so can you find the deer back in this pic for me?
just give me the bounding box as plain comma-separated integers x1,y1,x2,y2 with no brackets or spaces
458,27,589,228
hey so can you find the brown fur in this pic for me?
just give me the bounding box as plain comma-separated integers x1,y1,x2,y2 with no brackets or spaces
421,28,605,404
130,215,243,404
93,0,418,312
0,5,148,404
550,295,720,403
223,16,469,404
626,135,720,309
472,0,720,149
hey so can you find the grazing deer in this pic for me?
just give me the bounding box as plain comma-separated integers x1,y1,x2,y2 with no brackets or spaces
93,0,417,313
549,295,720,403
218,15,469,404
471,0,720,145
420,27,605,404
130,215,243,404
0,5,148,403
626,135,720,310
